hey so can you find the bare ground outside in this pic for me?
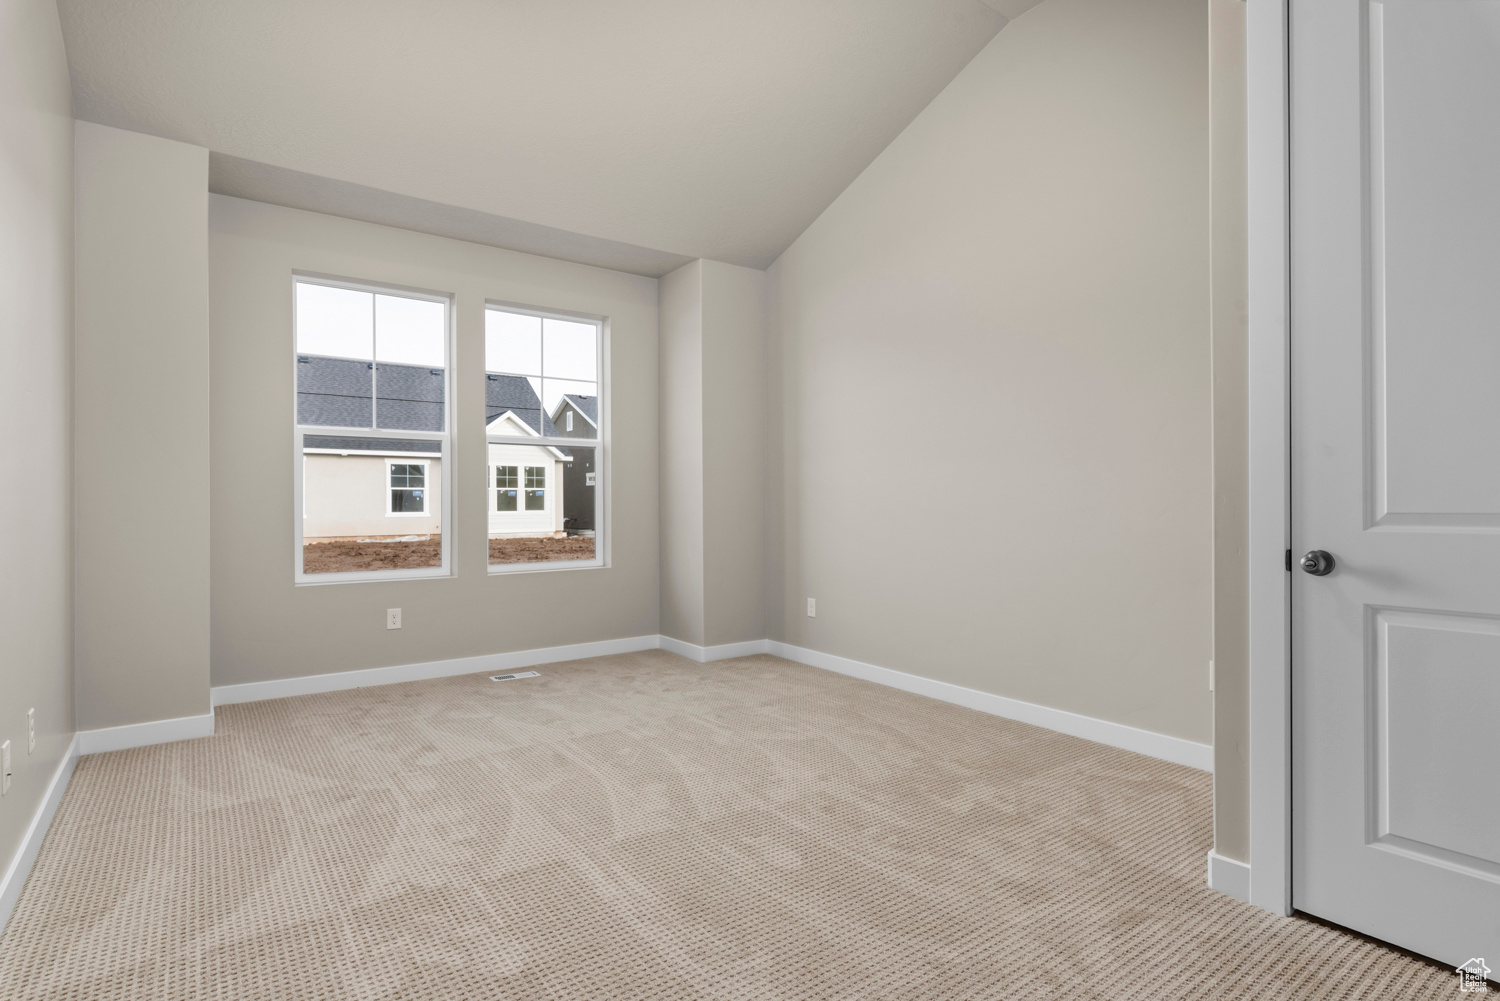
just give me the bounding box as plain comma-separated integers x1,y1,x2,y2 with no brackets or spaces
302,535,595,573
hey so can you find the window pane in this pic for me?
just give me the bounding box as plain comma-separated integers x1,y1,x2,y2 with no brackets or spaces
486,309,541,376
296,283,372,360
489,446,595,566
542,318,597,381
373,294,446,433
298,356,372,429
375,294,445,367
376,361,445,433
485,373,542,437
524,464,545,510
302,435,441,574
542,380,597,436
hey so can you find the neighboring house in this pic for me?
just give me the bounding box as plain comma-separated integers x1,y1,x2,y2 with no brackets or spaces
551,395,598,535
297,360,589,542
299,355,445,542
553,394,597,438
486,374,572,538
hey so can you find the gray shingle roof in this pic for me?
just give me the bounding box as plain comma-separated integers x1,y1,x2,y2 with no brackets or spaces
297,356,444,432
297,359,576,456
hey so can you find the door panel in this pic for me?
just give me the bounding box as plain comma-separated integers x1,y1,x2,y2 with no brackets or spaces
1375,609,1500,871
1371,0,1500,526
1292,0,1500,969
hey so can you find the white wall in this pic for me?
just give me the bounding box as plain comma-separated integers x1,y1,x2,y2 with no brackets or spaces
0,0,75,912
766,0,1212,744
210,195,658,686
73,122,212,730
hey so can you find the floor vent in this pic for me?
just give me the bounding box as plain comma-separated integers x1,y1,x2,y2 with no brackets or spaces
489,671,540,682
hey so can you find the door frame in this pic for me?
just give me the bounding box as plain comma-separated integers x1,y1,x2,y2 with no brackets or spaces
1247,0,1294,917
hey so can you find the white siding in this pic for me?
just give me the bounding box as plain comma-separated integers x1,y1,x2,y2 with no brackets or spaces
488,442,566,537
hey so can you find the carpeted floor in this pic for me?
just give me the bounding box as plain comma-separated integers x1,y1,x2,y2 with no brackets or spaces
0,651,1456,999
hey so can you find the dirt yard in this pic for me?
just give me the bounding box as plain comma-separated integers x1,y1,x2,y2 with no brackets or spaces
302,535,594,573
490,536,595,564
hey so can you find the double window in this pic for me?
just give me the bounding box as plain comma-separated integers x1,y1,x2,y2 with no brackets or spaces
292,277,603,582
294,276,451,582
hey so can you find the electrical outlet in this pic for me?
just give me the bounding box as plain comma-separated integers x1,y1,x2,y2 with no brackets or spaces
807,597,816,617
386,608,402,630
2,740,10,795
27,708,35,753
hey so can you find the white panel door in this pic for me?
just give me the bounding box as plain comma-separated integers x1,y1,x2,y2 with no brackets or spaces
1291,0,1500,968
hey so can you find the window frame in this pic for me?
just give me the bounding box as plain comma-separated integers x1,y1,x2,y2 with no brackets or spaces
293,272,455,585
485,299,606,574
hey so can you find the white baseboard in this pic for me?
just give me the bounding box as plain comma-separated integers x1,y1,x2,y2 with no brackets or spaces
215,632,1209,774
766,640,1213,772
1207,850,1252,903
211,634,661,706
0,734,80,938
77,712,216,755
658,635,770,663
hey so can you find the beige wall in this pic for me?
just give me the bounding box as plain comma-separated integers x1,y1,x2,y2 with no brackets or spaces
766,0,1213,743
0,0,75,906
701,261,767,647
659,259,768,649
1210,0,1249,864
658,262,706,646
73,122,211,730
210,196,658,686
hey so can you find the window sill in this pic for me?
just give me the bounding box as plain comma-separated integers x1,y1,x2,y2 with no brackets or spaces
488,557,604,576
295,565,452,586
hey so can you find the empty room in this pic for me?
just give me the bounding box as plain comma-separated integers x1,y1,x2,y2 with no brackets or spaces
1,0,1495,997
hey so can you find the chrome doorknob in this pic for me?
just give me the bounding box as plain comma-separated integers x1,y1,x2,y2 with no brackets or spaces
1300,550,1335,576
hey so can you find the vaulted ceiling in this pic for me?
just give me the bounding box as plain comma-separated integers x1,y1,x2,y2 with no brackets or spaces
58,0,1041,273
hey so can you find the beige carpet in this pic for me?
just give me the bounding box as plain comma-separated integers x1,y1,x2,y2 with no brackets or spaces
0,651,1455,999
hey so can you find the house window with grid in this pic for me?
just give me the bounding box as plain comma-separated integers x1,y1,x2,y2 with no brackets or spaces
295,276,451,581
389,462,427,514
495,465,518,512
485,304,602,570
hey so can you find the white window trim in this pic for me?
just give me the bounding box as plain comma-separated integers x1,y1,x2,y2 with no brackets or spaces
386,458,431,517
1247,0,1292,917
485,300,607,575
293,272,455,586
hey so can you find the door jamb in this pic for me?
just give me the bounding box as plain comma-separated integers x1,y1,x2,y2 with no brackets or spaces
1246,0,1294,916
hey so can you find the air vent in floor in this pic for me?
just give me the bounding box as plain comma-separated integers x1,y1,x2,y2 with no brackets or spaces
490,671,540,682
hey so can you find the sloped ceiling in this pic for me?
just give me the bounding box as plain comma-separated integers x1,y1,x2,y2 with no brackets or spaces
58,0,1044,272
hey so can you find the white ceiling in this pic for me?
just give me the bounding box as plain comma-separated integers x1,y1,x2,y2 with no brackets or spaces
57,0,1032,272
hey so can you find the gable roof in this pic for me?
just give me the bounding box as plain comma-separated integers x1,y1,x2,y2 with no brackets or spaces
552,394,598,428
485,373,563,436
